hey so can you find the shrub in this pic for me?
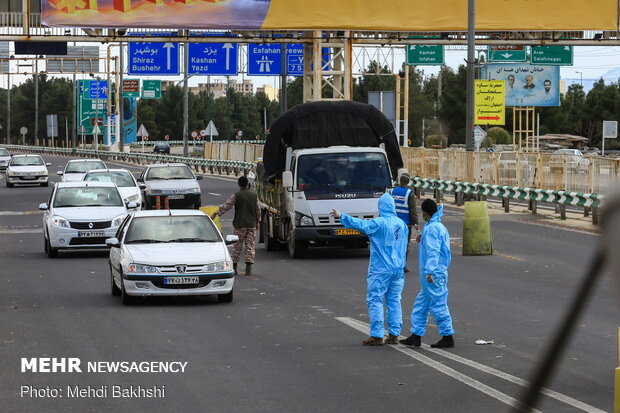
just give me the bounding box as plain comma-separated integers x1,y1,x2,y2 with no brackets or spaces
425,135,448,149
487,127,511,145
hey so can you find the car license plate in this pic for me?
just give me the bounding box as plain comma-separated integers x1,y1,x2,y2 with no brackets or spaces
78,231,105,237
21,176,36,180
334,229,361,236
164,276,199,285
167,194,184,200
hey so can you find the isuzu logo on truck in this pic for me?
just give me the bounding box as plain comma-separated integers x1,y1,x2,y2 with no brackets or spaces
335,193,357,199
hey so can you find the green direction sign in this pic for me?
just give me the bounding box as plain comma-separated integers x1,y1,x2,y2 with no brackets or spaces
487,46,527,62
142,80,162,99
531,46,573,65
78,80,106,134
406,45,444,66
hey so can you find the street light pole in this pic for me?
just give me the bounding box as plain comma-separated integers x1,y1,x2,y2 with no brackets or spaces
465,0,476,152
575,71,583,86
183,42,189,157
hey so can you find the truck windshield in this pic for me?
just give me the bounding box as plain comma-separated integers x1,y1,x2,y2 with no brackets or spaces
296,152,391,192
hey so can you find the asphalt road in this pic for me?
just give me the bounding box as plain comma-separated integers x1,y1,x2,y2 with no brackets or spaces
0,155,617,413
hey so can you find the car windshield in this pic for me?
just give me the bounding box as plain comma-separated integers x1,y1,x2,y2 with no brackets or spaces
65,161,106,173
10,156,44,166
0,148,9,156
124,216,221,244
146,166,194,180
84,171,135,187
296,152,391,192
53,187,124,207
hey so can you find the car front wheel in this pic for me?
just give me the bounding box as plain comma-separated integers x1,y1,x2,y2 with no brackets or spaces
45,235,58,258
218,289,233,303
121,277,135,305
110,264,121,296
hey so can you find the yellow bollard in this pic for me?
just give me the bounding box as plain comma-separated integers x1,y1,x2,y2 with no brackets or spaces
462,201,493,256
615,327,620,413
200,206,223,233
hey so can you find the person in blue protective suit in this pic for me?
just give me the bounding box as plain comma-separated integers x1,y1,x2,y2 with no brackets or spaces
401,199,455,348
389,174,419,273
330,193,408,346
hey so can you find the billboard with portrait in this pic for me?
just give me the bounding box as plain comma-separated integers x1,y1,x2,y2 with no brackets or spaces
41,0,618,31
483,64,560,107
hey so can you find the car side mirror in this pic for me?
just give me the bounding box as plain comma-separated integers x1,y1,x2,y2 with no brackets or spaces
38,203,48,211
196,175,203,181
105,238,121,248
138,183,146,190
57,171,63,176
282,171,293,189
225,235,239,245
126,201,138,209
46,163,51,166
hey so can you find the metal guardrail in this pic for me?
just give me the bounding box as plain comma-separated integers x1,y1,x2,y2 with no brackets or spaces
413,177,602,224
413,178,602,208
1,145,255,176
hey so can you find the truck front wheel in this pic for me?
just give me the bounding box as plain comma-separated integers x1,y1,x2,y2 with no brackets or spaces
288,228,307,258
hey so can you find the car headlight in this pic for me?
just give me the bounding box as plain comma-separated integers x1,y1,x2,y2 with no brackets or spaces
37,170,47,175
127,263,159,274
7,170,17,176
188,187,201,193
51,215,70,228
111,214,126,227
202,261,232,273
295,212,314,226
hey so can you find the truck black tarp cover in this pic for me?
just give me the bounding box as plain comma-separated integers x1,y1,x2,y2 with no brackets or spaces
262,101,404,181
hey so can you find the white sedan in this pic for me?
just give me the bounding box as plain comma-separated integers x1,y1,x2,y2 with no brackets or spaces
39,181,137,258
83,168,144,209
6,154,51,187
58,159,107,182
106,210,238,305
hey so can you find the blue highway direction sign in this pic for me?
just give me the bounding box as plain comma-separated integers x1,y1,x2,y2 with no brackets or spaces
248,44,281,76
188,43,238,75
128,42,180,76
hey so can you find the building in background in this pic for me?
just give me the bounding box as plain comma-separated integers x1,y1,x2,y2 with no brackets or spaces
256,84,280,101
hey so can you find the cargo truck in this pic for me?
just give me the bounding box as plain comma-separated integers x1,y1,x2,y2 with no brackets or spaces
257,101,406,258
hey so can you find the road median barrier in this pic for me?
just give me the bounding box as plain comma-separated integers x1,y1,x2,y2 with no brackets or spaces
462,201,493,256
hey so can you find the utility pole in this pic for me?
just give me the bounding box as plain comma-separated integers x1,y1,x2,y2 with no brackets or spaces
72,72,76,148
119,41,124,151
7,70,10,145
182,42,189,157
280,45,287,114
34,59,39,146
465,0,476,151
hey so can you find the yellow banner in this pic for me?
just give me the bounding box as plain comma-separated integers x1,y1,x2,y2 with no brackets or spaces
42,0,618,31
263,0,617,31
475,80,505,126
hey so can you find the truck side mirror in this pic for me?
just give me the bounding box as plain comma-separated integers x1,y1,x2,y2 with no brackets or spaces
282,171,293,189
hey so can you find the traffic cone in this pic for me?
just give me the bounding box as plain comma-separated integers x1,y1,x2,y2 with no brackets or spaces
462,201,493,256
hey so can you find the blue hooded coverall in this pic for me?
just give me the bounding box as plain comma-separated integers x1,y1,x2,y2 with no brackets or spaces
410,205,454,337
340,193,408,338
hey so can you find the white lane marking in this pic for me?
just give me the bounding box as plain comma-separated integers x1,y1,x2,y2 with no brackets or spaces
336,316,537,412
0,210,43,216
340,317,605,413
0,228,42,234
208,192,222,196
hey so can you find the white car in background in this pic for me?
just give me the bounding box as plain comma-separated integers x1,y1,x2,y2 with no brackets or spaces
84,168,144,209
6,154,50,187
58,159,107,182
106,210,238,305
0,148,11,170
39,181,137,258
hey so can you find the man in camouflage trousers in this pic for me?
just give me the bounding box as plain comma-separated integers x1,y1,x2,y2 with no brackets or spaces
211,176,260,276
